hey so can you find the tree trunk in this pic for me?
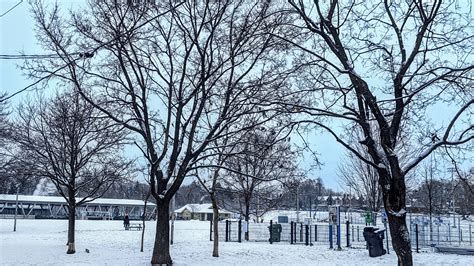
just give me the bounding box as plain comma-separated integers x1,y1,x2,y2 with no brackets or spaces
244,202,250,241
151,201,172,265
387,213,412,266
211,194,219,257
382,172,413,266
66,204,76,254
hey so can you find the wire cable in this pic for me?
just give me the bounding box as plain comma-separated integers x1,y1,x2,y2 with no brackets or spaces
0,0,23,18
0,53,75,60
1,1,185,103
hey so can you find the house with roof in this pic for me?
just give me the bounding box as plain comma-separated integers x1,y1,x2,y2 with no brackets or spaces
174,203,233,221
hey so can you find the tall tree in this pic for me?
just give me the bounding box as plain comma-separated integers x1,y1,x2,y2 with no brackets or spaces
27,1,294,263
282,1,474,264
13,91,130,254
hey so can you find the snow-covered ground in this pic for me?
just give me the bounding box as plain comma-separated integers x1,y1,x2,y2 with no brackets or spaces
0,219,472,265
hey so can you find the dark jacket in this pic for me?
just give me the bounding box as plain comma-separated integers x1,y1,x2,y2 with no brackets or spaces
124,215,130,225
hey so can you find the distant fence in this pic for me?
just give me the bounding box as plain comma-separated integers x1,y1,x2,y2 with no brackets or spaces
0,214,35,219
409,222,473,250
215,219,382,248
214,218,473,252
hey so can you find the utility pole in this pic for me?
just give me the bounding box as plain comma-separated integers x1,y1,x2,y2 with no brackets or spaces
309,196,312,219
256,184,259,223
170,194,175,244
13,186,19,232
349,187,352,223
296,185,300,223
447,167,456,228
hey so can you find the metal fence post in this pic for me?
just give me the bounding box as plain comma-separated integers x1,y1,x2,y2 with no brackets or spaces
225,220,229,242
470,224,472,246
352,225,354,242
270,220,273,244
329,224,333,249
448,223,451,243
293,222,297,242
384,222,389,254
415,224,419,253
305,224,309,246
300,223,303,242
210,219,213,241
315,224,318,242
357,226,359,242
337,224,341,250
238,219,242,243
458,217,461,245
346,221,350,247
290,221,294,244
437,224,440,245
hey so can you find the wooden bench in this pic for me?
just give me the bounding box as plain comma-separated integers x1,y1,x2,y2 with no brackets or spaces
125,223,142,231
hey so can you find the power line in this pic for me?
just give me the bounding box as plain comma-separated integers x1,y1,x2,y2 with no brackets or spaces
0,53,75,60
1,1,185,103
0,62,73,103
0,54,60,59
0,0,23,18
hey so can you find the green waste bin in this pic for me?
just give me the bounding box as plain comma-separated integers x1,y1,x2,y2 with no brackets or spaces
269,224,282,242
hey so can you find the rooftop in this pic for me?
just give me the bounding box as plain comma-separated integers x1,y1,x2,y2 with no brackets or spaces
0,194,155,206
174,203,232,214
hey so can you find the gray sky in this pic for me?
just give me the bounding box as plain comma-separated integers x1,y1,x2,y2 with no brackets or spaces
1,1,471,192
0,0,347,191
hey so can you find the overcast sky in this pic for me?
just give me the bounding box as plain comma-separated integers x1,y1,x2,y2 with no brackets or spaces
1,1,471,192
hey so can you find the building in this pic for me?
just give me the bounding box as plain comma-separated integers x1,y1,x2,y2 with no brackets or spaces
0,194,155,220
174,203,232,221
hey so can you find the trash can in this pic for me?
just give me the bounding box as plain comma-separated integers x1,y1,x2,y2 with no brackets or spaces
363,227,387,257
269,224,282,242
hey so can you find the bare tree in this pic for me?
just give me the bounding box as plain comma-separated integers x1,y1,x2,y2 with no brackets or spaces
221,127,301,240
0,93,12,188
195,150,226,257
175,181,208,207
13,91,131,254
280,1,474,264
338,150,382,214
26,1,294,263
416,157,443,241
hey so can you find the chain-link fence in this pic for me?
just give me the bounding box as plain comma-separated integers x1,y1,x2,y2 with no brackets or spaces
214,217,473,252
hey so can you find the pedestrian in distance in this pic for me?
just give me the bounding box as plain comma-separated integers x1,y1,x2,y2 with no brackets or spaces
124,213,130,230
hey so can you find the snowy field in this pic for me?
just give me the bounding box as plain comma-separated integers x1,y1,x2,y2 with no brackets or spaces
1,219,472,265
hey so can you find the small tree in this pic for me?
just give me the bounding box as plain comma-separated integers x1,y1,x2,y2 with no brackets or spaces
14,91,130,254
338,150,382,214
221,127,300,239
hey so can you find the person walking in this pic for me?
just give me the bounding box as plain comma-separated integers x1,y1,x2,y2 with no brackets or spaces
124,213,130,230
